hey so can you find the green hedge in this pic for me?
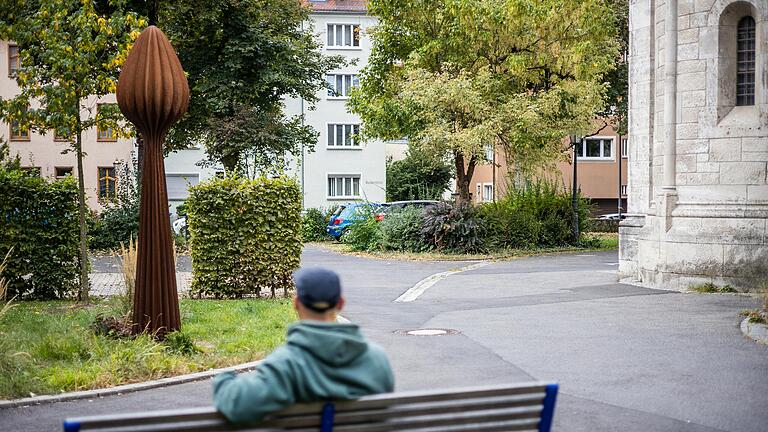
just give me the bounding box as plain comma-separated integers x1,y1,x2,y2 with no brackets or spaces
0,166,80,299
88,199,140,251
186,176,302,298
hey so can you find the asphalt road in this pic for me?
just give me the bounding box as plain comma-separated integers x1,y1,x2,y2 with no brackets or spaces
2,246,767,431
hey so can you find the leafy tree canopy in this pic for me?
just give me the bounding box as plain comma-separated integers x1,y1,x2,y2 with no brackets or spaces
141,0,345,174
386,149,452,201
350,0,620,201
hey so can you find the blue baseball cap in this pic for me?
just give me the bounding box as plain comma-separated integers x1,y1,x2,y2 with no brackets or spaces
293,267,342,312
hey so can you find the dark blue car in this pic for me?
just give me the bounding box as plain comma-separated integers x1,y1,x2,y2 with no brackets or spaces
326,203,383,240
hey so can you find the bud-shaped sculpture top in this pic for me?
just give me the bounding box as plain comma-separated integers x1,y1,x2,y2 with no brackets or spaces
117,26,189,142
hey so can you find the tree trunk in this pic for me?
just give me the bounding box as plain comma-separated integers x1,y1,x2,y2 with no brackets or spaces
453,152,477,205
74,110,89,303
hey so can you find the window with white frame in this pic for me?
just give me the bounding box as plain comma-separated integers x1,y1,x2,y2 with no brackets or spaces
327,74,359,97
483,184,493,202
484,144,494,162
621,184,627,196
328,124,361,148
327,24,360,48
577,137,613,160
621,138,628,158
327,175,361,198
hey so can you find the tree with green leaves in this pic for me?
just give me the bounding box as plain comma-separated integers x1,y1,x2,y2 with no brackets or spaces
127,0,344,175
0,0,143,302
386,149,452,201
350,0,620,203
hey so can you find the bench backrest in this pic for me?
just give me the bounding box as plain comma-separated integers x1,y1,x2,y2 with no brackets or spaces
63,381,558,432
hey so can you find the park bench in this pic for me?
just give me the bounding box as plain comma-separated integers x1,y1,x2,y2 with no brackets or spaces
63,381,558,432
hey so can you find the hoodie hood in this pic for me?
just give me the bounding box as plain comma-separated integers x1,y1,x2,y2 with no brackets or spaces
287,321,369,366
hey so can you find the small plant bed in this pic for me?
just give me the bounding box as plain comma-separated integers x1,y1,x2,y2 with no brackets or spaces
689,282,738,293
0,298,295,400
310,232,618,262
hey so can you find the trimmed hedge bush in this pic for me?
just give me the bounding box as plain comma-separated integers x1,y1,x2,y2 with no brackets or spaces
588,219,619,233
0,166,80,299
88,199,140,251
186,176,302,298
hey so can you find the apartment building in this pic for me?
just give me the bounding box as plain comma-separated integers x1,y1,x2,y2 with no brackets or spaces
162,0,386,213
470,124,629,216
1,41,134,211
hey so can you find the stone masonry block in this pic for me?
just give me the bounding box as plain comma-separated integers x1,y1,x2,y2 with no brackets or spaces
697,162,720,173
678,139,708,154
681,108,700,123
742,152,768,162
677,123,700,139
678,43,700,61
690,12,708,28
677,172,719,185
747,185,768,201
678,0,694,15
664,241,723,277
720,162,766,185
677,60,707,74
676,155,698,173
695,0,716,13
678,72,706,91
722,244,768,278
698,27,718,59
742,137,768,153
697,218,766,245
681,90,706,107
678,185,748,202
678,28,699,44
697,153,709,162
709,138,741,162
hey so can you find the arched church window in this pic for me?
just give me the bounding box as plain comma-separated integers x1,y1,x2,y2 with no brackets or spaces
736,16,755,106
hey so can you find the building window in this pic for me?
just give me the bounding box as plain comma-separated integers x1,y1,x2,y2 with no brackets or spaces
621,138,628,158
327,175,361,198
55,166,73,179
484,144,494,162
736,16,756,106
327,24,360,48
621,184,627,196
98,167,116,201
577,137,613,160
326,74,359,98
483,184,493,202
10,120,30,141
8,44,19,76
96,104,117,141
327,124,361,147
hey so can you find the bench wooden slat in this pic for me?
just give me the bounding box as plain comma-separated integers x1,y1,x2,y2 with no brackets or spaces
262,395,545,428
63,382,558,432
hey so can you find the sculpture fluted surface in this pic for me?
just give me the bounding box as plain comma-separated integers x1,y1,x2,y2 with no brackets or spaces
117,26,189,336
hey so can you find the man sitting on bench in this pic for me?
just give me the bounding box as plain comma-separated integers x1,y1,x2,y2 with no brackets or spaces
213,267,395,424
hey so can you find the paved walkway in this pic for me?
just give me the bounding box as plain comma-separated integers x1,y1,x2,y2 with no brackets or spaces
88,272,192,296
2,246,766,431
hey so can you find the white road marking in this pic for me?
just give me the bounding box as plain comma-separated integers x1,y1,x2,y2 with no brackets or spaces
394,262,489,303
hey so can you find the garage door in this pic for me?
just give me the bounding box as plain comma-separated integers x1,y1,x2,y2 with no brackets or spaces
166,174,199,201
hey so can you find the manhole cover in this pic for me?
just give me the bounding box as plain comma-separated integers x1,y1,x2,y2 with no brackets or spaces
394,328,460,336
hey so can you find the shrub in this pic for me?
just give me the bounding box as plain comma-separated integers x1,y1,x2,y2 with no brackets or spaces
89,199,140,251
302,208,331,242
379,206,429,252
186,176,302,298
0,165,80,299
421,202,483,253
478,202,540,249
588,219,620,233
343,210,382,252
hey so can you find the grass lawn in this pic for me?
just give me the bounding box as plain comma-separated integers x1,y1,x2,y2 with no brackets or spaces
310,232,619,261
0,298,296,400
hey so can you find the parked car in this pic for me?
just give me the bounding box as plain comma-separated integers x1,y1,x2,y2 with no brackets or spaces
172,216,187,236
326,203,383,240
377,200,439,221
597,213,626,220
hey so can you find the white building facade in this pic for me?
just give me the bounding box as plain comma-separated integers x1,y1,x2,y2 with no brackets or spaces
620,0,768,290
164,1,386,211
285,1,386,209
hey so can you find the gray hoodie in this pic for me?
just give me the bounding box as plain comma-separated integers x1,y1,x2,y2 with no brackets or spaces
213,321,394,423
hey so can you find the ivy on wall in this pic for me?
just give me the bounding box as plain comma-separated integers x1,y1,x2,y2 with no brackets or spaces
0,167,80,299
186,176,302,298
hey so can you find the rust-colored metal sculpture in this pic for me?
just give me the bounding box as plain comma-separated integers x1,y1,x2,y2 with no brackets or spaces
116,26,189,336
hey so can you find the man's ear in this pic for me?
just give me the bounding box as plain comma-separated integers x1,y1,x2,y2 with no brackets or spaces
336,297,345,312
293,296,300,312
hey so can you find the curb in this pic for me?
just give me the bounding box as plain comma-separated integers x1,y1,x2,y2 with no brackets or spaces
0,359,264,410
740,318,768,345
